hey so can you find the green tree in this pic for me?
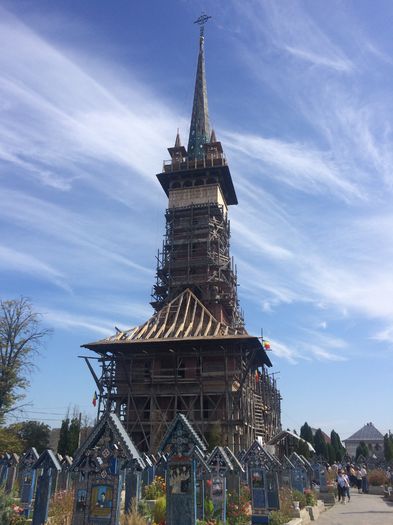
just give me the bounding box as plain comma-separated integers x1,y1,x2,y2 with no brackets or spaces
0,427,24,455
67,417,81,456
0,297,51,424
331,430,345,462
356,441,369,460
8,420,50,453
314,428,327,459
384,434,393,462
300,422,314,447
58,408,86,456
326,443,336,464
57,418,70,456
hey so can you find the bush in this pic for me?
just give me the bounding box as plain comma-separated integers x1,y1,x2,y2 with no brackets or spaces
0,488,28,525
292,490,306,509
269,510,289,525
304,489,317,506
143,476,166,500
368,469,389,486
152,496,166,524
226,484,251,525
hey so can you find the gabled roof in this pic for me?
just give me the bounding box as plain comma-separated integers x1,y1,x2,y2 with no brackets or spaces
207,446,237,473
158,413,206,454
267,430,315,453
344,422,384,443
224,446,245,474
282,455,296,470
289,452,307,469
20,448,39,469
83,289,272,366
84,288,246,347
242,440,281,470
72,412,144,470
33,449,61,472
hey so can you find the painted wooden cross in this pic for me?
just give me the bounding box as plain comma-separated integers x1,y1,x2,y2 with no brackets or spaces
70,411,144,525
158,413,208,525
243,441,281,524
32,449,62,525
19,448,39,518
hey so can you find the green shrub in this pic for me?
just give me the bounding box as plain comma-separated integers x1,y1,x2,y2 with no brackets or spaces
152,496,166,524
143,476,166,499
304,489,316,506
269,510,289,525
292,489,306,509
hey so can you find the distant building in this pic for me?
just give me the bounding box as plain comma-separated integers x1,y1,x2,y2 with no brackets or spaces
311,428,331,445
343,422,384,458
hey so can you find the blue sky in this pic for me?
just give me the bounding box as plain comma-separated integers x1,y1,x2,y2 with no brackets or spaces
1,0,392,441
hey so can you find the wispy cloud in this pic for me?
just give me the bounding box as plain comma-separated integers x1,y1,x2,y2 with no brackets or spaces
0,6,186,204
0,244,70,292
224,131,363,201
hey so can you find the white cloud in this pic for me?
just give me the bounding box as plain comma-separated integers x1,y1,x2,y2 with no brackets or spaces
0,244,70,292
0,7,186,203
224,131,363,201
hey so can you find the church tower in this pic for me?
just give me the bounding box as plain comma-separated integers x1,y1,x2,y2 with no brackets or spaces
152,20,242,329
83,17,281,453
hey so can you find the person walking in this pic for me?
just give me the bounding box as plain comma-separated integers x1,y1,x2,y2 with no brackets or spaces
361,465,369,494
337,469,350,503
356,467,363,493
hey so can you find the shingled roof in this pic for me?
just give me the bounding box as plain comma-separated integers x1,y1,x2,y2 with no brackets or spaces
344,422,384,443
83,288,272,367
84,288,247,347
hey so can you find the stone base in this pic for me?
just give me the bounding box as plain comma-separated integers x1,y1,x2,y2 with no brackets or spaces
292,507,311,524
306,500,325,521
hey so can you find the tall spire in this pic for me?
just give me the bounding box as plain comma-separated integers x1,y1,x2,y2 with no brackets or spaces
187,14,211,160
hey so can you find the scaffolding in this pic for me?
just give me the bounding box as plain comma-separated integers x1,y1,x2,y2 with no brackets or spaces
151,202,243,329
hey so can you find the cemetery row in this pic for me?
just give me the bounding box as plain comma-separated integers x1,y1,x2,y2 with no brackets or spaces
0,412,344,525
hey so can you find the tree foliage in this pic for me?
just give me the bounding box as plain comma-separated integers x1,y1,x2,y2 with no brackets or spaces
330,430,345,461
57,416,80,457
300,422,314,447
0,297,51,424
384,434,393,462
326,443,336,464
8,421,50,453
0,427,24,455
356,441,369,460
314,428,327,458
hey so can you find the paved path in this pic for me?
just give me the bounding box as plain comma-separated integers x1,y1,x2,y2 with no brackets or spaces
317,492,393,525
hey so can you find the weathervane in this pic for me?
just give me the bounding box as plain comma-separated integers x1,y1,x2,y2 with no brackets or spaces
194,12,212,37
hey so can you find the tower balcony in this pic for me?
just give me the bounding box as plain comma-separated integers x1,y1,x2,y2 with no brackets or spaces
162,153,227,173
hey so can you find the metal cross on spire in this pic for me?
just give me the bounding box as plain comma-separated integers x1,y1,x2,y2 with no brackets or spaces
194,12,212,37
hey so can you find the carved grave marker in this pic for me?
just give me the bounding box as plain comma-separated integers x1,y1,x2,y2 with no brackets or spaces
158,413,207,525
70,412,144,525
19,448,39,518
32,449,61,525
